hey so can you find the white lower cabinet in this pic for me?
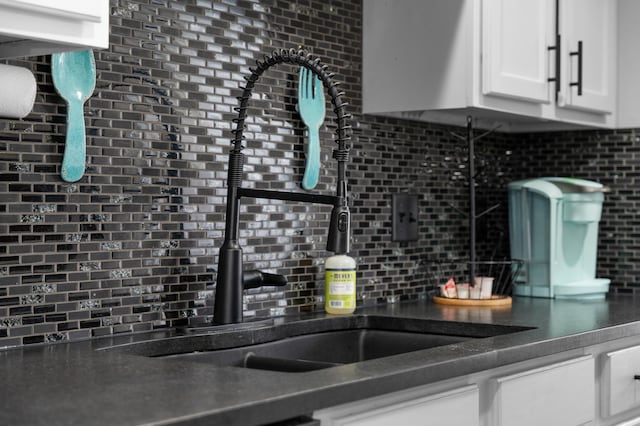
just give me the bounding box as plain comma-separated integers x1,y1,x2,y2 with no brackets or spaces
312,337,640,426
313,384,479,426
490,355,595,426
313,355,595,426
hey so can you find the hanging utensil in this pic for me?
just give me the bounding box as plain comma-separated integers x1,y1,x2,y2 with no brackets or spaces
297,66,326,190
51,50,96,182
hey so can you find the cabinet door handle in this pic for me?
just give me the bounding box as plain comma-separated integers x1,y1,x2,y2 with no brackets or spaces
634,375,640,380
569,41,583,96
547,34,561,101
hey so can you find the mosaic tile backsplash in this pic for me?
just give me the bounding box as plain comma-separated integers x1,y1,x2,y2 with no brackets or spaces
0,0,636,347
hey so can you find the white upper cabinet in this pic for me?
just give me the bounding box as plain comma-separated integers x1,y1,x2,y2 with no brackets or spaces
363,0,622,132
0,0,109,59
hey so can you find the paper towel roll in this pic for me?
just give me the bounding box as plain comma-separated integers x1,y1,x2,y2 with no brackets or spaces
0,64,37,119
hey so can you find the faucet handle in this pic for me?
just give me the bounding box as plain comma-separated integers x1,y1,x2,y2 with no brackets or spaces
327,204,351,254
243,270,287,289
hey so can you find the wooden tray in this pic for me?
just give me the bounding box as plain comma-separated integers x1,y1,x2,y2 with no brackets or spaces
432,295,512,307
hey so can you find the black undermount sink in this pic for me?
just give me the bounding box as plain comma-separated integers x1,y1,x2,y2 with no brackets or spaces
100,315,533,373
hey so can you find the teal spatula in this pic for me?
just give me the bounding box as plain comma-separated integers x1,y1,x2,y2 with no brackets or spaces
51,50,96,182
297,67,325,190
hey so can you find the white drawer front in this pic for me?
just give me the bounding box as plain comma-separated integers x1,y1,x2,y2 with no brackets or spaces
315,384,479,426
604,344,640,416
492,355,594,426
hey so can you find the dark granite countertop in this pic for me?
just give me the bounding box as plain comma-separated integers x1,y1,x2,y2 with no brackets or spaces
3,295,640,425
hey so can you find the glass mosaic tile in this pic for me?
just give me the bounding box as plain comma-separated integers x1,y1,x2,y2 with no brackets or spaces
0,0,631,347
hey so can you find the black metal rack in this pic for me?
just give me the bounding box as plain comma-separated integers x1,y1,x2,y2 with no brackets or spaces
449,116,500,288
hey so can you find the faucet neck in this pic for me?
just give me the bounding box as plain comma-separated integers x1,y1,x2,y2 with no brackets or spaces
232,48,350,161
214,49,351,325
223,48,351,244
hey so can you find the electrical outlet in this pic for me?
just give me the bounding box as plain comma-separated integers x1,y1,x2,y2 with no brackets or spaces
392,193,419,242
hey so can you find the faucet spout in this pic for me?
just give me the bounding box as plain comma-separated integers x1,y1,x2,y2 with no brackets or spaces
213,49,352,325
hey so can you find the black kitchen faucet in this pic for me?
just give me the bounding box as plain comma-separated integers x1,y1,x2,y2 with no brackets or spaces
213,48,352,325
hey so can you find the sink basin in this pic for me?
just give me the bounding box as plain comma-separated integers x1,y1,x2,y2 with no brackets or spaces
161,328,470,372
100,315,532,373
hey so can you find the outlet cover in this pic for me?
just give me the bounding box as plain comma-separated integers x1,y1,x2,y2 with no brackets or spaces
392,193,419,242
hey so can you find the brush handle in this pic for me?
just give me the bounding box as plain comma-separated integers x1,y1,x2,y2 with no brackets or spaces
61,100,87,182
302,126,320,190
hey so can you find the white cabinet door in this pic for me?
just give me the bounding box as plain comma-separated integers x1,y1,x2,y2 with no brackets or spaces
482,0,555,104
314,384,479,426
559,0,616,113
603,344,640,417
490,355,594,426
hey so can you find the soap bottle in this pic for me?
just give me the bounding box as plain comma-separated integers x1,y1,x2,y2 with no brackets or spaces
324,254,357,314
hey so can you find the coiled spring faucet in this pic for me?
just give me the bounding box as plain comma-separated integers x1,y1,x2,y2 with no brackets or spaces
213,49,352,325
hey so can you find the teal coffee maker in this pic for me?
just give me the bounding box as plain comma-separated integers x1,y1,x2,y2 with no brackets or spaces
508,177,610,299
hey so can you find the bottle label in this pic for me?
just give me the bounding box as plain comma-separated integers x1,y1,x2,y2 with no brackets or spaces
325,269,356,309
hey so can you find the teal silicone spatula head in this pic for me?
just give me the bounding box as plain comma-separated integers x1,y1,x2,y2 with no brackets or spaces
51,50,96,182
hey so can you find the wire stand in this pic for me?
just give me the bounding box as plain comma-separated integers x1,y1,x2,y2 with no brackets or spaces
449,116,500,287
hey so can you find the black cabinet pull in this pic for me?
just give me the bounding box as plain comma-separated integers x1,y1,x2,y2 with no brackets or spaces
634,375,640,380
547,34,561,102
569,40,583,96
548,0,561,103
